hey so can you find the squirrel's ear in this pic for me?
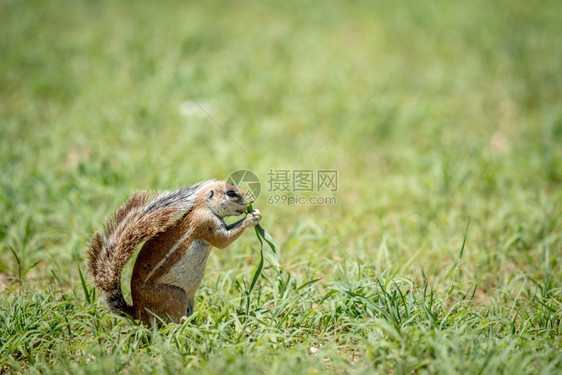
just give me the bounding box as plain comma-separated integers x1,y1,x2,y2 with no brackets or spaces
206,190,215,200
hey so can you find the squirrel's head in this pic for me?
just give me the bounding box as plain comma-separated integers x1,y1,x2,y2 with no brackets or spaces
200,181,253,218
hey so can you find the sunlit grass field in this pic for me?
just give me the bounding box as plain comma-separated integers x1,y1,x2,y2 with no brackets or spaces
1,0,561,373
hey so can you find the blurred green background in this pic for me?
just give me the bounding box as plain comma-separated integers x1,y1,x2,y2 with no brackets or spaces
1,0,561,373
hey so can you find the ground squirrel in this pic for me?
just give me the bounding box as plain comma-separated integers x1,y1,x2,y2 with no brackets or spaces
86,180,261,324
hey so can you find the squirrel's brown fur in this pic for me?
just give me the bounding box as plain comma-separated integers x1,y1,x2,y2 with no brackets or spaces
86,180,261,324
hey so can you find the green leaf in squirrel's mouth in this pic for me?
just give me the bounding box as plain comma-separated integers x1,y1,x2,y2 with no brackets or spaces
246,203,279,300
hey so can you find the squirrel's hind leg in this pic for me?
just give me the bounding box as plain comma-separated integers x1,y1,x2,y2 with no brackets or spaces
186,298,195,317
133,282,188,325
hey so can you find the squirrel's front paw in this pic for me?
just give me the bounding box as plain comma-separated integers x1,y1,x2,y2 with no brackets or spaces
245,209,262,226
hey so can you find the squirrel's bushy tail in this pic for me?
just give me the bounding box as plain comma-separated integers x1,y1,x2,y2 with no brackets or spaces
86,182,214,316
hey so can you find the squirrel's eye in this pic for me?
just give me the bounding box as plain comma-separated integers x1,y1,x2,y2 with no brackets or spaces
226,190,238,198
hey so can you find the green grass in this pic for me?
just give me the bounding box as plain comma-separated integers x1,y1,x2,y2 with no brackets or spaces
1,0,562,373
